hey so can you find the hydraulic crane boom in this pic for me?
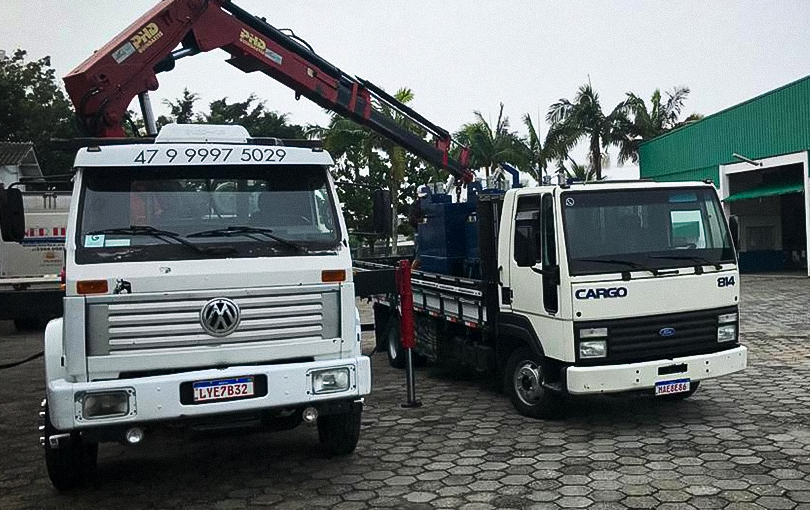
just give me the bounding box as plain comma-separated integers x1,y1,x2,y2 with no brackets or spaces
63,0,472,182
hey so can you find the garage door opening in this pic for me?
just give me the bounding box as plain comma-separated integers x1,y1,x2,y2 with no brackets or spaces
723,160,807,274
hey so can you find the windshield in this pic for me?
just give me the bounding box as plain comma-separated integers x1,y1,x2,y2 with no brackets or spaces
561,187,735,275
76,164,340,264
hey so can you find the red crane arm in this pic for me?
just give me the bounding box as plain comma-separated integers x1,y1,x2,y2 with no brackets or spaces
63,0,472,181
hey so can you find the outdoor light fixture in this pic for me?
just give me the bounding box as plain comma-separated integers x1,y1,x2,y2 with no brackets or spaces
732,153,763,167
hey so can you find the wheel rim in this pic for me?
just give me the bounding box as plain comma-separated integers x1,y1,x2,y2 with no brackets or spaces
513,360,543,406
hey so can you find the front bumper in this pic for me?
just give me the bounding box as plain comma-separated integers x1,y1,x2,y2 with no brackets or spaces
566,346,747,395
46,356,371,431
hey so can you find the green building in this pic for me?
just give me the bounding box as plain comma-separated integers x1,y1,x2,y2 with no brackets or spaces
639,75,810,276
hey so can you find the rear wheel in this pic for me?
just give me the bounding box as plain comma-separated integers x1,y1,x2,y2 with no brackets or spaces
14,318,43,331
317,402,363,457
386,315,406,369
43,400,97,491
504,347,563,420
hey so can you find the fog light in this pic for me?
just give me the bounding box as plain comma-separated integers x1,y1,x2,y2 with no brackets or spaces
125,427,144,445
717,324,737,343
311,368,350,394
82,391,129,419
302,407,319,424
579,340,607,359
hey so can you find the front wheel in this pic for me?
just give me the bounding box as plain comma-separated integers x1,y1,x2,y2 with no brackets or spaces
504,347,563,420
43,400,98,491
317,402,362,457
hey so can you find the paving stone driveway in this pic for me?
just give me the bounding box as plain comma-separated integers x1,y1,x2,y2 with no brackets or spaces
0,275,808,509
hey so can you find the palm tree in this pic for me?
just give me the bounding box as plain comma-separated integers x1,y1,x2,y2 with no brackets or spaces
455,104,529,179
559,158,597,182
618,86,702,163
546,82,630,181
521,113,550,183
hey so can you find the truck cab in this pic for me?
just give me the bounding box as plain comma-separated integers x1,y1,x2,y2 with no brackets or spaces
41,125,371,490
500,181,745,415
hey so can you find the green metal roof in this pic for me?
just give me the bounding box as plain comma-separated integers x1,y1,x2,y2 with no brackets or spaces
640,75,810,181
724,181,804,202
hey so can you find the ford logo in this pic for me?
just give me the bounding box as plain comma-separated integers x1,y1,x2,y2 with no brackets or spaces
659,327,676,337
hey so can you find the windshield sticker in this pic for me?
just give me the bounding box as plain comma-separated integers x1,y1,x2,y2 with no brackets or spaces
565,197,575,207
84,235,106,248
105,239,132,248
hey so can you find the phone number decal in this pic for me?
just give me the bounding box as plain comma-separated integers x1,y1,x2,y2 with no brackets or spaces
133,147,287,164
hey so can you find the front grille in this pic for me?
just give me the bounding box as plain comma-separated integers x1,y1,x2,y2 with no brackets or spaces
575,306,738,366
86,286,340,355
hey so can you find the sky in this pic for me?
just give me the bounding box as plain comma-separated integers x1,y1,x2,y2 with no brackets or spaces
2,1,810,180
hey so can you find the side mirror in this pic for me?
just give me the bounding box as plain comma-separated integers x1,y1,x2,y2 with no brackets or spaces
372,189,392,237
0,187,26,243
728,215,740,250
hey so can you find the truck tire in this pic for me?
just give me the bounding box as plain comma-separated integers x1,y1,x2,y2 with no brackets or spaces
317,402,363,457
658,380,700,400
14,318,43,331
504,347,563,420
386,315,406,369
43,400,98,491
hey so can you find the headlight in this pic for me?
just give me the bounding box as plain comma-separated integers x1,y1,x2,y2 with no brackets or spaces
580,327,608,339
717,324,737,343
718,312,738,324
311,368,350,394
82,391,130,419
579,340,607,359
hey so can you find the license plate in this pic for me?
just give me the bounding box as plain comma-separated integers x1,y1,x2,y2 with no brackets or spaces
655,378,690,396
192,376,255,403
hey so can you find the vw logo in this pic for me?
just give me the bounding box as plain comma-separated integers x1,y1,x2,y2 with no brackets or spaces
659,327,676,338
200,298,241,337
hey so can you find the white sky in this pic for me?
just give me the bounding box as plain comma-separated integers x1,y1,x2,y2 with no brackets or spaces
2,1,809,179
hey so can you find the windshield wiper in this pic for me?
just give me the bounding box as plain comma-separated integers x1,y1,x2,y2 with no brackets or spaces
649,255,723,271
187,226,308,254
577,258,660,279
87,225,209,256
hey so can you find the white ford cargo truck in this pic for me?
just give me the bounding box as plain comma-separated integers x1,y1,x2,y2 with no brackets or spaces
370,180,747,418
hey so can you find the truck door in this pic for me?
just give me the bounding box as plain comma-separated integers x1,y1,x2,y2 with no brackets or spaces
510,191,560,319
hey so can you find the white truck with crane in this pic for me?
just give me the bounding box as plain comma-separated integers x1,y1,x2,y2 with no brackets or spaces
37,0,471,491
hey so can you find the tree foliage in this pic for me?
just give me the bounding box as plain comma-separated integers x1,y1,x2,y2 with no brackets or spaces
546,82,631,181
618,86,702,163
315,88,442,249
0,50,78,175
455,104,528,178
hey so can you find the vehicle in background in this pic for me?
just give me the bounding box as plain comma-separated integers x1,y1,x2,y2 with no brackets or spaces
0,144,69,330
368,179,747,419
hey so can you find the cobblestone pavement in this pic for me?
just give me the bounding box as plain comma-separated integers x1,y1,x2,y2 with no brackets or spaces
0,275,808,509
